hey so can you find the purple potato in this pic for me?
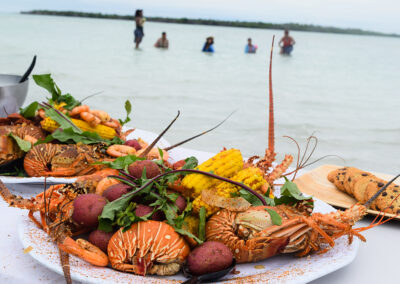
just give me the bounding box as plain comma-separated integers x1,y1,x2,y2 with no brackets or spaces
102,184,131,201
135,204,165,221
124,139,142,151
174,193,187,213
128,160,161,179
187,241,233,275
72,194,107,228
88,229,114,253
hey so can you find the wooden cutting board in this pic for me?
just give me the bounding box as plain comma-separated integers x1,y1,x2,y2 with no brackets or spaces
294,164,400,219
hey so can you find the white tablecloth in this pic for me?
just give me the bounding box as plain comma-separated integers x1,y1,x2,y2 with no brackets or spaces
0,147,399,283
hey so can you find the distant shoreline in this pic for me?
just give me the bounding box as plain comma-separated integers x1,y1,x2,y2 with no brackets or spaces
21,10,399,38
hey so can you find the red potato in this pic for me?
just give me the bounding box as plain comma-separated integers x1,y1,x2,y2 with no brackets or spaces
128,160,161,179
124,139,142,151
172,160,186,170
88,229,114,253
135,204,165,221
187,241,233,275
172,192,187,213
72,194,107,228
102,184,131,201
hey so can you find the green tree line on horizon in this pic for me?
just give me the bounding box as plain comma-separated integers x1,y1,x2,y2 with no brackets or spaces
21,10,399,38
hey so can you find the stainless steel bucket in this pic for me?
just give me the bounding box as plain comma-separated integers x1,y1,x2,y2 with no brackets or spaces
0,74,29,117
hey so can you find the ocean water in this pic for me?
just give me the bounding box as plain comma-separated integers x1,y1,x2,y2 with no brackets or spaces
1,13,399,174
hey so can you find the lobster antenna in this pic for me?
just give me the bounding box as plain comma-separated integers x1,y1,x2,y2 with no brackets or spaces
79,91,104,103
139,111,180,158
268,35,275,153
364,174,400,208
43,177,47,219
164,110,237,151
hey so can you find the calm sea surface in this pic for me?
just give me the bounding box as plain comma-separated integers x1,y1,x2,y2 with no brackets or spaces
1,13,399,174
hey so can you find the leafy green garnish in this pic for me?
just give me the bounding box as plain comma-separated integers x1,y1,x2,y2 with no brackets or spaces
198,206,206,241
96,155,144,171
44,107,82,132
33,74,80,110
236,188,274,206
8,133,31,152
236,178,313,210
98,165,204,243
165,156,198,184
274,177,313,207
280,177,310,201
265,208,282,225
118,100,132,126
19,102,39,118
33,74,59,99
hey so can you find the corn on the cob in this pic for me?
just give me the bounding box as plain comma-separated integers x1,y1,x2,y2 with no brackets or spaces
181,149,244,199
40,117,117,140
193,167,271,216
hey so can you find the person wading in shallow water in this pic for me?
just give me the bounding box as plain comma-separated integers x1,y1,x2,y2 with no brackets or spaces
279,30,296,55
202,36,214,53
154,32,169,48
134,9,145,48
245,38,257,53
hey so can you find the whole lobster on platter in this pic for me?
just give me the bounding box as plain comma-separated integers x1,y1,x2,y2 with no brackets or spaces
206,171,400,264
206,204,368,263
23,143,111,177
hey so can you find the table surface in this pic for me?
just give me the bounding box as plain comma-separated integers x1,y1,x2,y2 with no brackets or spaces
0,147,399,284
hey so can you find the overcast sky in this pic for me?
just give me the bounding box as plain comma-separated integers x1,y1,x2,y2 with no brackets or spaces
2,0,399,34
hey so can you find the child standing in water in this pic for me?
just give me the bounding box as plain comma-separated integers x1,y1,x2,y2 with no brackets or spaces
134,10,145,48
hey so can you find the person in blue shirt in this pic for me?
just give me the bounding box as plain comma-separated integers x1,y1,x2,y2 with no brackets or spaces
202,37,214,52
245,38,257,53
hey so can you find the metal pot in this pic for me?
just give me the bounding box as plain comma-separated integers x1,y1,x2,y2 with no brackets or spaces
0,74,29,117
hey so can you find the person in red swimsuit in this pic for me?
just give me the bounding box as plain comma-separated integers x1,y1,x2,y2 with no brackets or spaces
279,30,295,55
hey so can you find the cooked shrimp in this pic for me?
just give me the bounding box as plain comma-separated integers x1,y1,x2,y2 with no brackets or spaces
102,118,120,129
106,145,136,157
96,177,121,195
38,108,46,119
80,112,101,127
89,110,111,123
69,105,90,117
137,147,169,161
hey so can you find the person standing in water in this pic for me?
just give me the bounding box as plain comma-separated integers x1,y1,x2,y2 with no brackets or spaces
202,37,214,52
279,30,295,55
134,10,145,48
245,38,257,53
154,32,169,48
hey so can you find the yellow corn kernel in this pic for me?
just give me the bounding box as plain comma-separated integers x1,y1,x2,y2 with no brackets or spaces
192,195,219,217
40,117,116,140
182,215,200,236
181,149,243,198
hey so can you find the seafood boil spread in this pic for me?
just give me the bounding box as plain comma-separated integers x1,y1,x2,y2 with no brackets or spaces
1,43,399,284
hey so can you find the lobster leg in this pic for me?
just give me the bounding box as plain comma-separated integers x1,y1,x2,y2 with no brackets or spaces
235,236,289,263
28,210,43,229
58,237,108,267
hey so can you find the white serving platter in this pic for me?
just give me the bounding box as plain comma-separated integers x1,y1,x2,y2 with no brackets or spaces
18,197,359,284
